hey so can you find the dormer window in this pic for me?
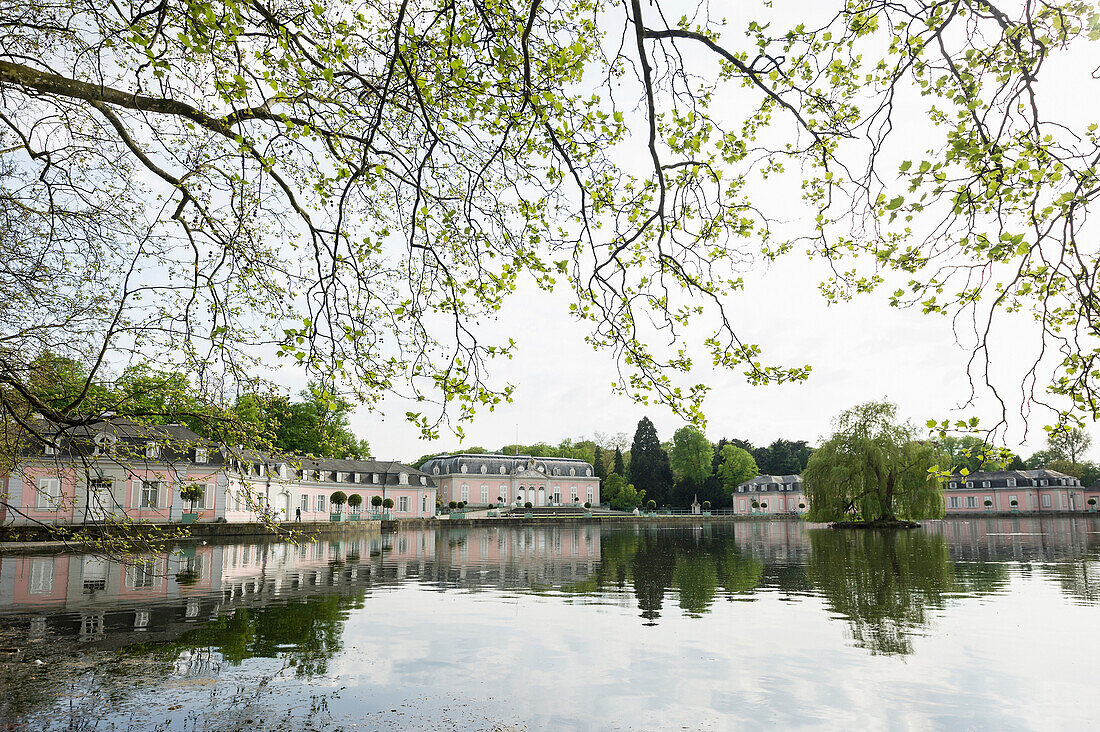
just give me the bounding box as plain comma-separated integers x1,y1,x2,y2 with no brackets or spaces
145,442,159,459
420,476,427,485
44,442,56,456
949,481,957,489
372,473,379,484
1006,478,1016,487
499,466,506,474
337,472,345,483
460,463,468,473
570,467,576,476
276,464,287,479
480,464,487,474
195,448,208,464
433,466,440,475
399,472,408,485
586,468,592,477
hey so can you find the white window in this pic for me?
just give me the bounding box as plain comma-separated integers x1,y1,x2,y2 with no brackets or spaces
140,481,160,509
134,611,150,629
399,473,409,485
499,485,509,503
460,464,468,473
194,448,208,464
984,495,993,507
949,481,957,489
965,482,973,489
480,464,487,474
29,558,54,594
1042,494,1052,507
203,483,215,510
315,495,326,513
570,485,578,501
481,485,489,504
982,481,990,488
570,467,576,476
1008,495,1018,507
399,496,409,512
460,484,469,502
965,496,977,508
35,478,60,509
499,466,507,474
1040,479,1048,487
337,472,345,483
1007,478,1016,487
372,473,379,484
126,558,159,589
145,442,159,459
739,499,746,511
949,496,960,508
44,442,56,456
587,487,594,503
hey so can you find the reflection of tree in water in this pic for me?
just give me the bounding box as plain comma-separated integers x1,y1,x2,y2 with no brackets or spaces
631,533,676,624
179,594,358,675
806,529,956,655
587,528,778,622
672,553,719,617
951,561,1011,596
1048,554,1100,604
716,546,764,595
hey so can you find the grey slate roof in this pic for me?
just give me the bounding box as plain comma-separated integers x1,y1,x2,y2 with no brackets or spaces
419,453,596,479
17,418,431,487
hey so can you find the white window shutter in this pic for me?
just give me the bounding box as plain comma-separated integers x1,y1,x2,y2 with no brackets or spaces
131,481,140,508
204,483,215,509
159,483,168,509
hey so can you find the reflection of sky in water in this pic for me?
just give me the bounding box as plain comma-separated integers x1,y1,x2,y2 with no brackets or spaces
1,516,1098,730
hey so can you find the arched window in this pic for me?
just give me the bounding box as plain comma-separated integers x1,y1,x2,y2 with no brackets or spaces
480,464,487,474
433,466,439,475
570,467,576,476
499,465,506,474
460,463,468,473
399,472,408,485
480,484,489,504
586,468,592,477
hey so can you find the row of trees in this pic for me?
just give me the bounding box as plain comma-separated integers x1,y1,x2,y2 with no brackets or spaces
616,418,815,510
22,353,371,460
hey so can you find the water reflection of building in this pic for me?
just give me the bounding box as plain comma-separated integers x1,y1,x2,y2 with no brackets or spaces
0,526,601,645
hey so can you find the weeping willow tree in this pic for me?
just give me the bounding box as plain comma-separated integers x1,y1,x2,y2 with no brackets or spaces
804,401,944,524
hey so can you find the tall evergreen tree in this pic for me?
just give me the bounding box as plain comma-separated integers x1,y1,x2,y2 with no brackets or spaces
593,445,608,482
614,447,626,476
628,417,674,506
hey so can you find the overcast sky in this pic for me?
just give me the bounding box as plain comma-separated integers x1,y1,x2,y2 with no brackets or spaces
347,249,1064,463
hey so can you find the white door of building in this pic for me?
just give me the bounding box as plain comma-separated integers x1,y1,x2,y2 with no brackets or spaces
277,493,289,520
537,487,546,506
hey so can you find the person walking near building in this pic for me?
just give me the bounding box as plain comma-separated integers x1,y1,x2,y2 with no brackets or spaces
295,506,301,522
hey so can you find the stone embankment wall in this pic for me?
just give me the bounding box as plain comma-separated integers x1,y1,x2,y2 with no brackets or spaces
0,519,381,548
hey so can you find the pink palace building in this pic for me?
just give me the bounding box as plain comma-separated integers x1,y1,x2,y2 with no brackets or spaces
732,475,809,515
941,469,1096,513
0,419,437,526
420,453,601,508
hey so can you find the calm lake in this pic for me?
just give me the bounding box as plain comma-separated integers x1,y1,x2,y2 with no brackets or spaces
1,517,1098,730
